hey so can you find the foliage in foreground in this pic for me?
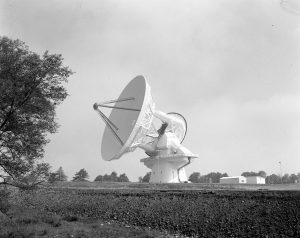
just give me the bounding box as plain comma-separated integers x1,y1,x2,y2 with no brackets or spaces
0,204,167,238
0,36,72,188
11,188,300,237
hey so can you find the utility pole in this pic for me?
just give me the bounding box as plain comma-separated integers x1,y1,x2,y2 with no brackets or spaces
279,161,282,184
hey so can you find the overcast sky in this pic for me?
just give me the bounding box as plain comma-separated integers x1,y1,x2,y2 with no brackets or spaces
1,0,299,181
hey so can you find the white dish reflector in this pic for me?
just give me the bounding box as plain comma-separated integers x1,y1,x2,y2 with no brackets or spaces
99,76,154,161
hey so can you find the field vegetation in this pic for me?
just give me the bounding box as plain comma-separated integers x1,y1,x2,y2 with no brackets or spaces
1,183,300,237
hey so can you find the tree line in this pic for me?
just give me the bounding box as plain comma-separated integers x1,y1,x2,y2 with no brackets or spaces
188,172,229,183
241,171,300,184
187,170,300,184
94,171,129,182
7,164,300,185
47,167,130,183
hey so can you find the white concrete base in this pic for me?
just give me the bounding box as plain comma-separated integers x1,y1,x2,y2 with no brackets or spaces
140,154,195,183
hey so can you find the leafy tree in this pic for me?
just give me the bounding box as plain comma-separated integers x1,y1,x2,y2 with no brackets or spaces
0,36,72,188
204,172,228,183
13,162,51,189
94,175,103,182
102,174,110,182
241,171,267,178
265,172,300,184
188,172,200,183
241,171,257,177
281,173,288,183
189,172,228,183
48,166,68,183
95,172,130,182
102,172,117,182
110,171,118,182
266,174,281,184
141,172,151,183
282,173,292,184
222,173,229,178
56,166,68,181
48,173,58,184
73,169,89,181
118,173,130,182
257,170,267,178
289,174,298,184
266,173,299,184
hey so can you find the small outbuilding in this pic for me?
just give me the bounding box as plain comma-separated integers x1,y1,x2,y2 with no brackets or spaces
220,176,246,184
246,176,265,184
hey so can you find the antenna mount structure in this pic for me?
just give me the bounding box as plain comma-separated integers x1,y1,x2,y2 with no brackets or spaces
94,76,198,183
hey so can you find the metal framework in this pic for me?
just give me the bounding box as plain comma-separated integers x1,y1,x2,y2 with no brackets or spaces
166,112,187,143
93,96,157,151
129,100,157,150
93,97,140,146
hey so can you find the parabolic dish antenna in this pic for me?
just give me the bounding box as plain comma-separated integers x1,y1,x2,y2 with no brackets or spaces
94,75,198,183
94,76,155,161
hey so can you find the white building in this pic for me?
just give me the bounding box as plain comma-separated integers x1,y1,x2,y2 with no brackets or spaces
220,176,246,184
246,176,265,184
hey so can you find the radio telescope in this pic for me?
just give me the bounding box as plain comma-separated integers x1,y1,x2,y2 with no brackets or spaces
93,76,198,183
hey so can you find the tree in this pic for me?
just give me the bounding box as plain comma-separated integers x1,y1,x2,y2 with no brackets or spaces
56,166,68,181
241,171,267,178
221,173,229,178
94,175,103,182
205,172,228,183
282,173,291,184
95,172,130,182
48,166,68,183
103,174,111,182
110,171,118,182
141,172,151,183
241,171,257,177
188,172,201,183
118,173,130,182
189,172,228,183
0,36,72,188
73,169,89,181
289,174,298,184
14,162,51,189
257,170,267,178
266,174,281,184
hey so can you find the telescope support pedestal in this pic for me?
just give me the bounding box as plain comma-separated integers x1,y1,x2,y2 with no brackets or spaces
141,155,192,183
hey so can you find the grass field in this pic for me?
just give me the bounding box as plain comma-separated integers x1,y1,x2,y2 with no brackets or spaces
1,182,300,237
54,180,300,191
